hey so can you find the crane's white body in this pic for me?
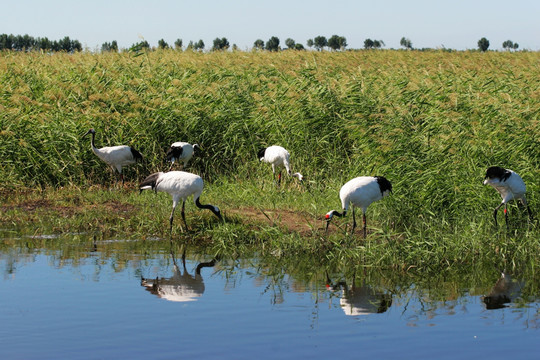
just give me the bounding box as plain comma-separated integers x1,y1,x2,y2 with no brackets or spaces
339,177,389,214
168,142,199,168
261,145,291,174
83,128,142,184
91,145,138,174
259,145,303,182
483,169,527,204
145,171,205,208
139,171,221,231
483,166,531,226
326,176,392,237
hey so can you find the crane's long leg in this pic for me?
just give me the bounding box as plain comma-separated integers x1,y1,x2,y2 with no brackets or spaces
504,204,509,226
493,202,504,227
169,203,177,233
522,198,533,221
351,207,357,233
363,213,367,239
181,200,188,232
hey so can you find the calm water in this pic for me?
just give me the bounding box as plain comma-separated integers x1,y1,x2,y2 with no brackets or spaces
0,234,539,360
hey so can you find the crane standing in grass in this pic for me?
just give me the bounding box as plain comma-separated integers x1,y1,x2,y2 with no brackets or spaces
139,171,222,232
258,145,303,186
82,128,143,185
166,142,200,170
483,166,532,227
325,176,393,238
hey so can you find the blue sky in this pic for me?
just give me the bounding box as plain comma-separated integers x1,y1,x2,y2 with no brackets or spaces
4,0,540,51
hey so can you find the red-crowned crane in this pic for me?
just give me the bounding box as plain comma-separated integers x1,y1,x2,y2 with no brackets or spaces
325,176,392,238
258,145,303,185
483,166,532,227
139,171,222,232
166,142,199,169
82,128,143,185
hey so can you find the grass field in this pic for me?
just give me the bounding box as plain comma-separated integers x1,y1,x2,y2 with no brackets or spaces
1,49,539,270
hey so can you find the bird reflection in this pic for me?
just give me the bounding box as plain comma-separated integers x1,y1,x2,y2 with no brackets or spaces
326,274,392,316
141,249,216,302
482,272,524,310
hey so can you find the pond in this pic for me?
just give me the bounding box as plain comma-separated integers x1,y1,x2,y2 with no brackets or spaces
0,232,539,360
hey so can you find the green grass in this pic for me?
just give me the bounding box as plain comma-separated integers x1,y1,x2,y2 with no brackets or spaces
1,49,539,270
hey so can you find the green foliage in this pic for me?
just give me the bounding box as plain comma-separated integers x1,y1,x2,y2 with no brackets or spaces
400,37,412,49
212,37,229,51
478,37,490,52
0,50,539,268
313,36,327,50
265,36,280,52
327,35,347,51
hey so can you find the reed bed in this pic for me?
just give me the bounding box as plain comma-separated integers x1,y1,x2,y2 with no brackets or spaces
1,50,539,269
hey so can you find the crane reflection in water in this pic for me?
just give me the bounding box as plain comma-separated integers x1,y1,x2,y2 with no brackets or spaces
482,272,524,310
326,273,393,316
141,247,217,302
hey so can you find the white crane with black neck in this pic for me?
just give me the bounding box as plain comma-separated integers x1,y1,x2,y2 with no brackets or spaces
483,166,532,227
82,128,143,185
166,142,200,170
325,176,393,238
139,171,222,232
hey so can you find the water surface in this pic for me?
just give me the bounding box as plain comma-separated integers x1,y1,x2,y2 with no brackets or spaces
0,234,538,359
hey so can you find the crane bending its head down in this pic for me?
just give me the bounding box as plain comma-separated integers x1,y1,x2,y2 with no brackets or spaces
325,176,392,238
139,171,222,232
483,166,532,226
258,145,303,185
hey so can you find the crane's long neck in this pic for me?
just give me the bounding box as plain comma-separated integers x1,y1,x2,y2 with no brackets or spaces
89,132,97,151
195,197,222,220
330,209,347,218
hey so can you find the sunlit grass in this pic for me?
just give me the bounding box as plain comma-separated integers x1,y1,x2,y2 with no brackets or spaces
0,49,539,269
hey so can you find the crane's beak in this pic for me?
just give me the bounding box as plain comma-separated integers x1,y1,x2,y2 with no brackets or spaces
82,130,92,138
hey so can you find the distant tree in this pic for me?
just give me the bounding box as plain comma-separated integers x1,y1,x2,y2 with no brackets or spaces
313,36,327,51
212,37,229,51
306,39,314,49
158,39,169,49
266,36,280,51
38,37,52,51
285,38,296,49
186,41,194,51
232,44,239,51
502,40,518,51
373,40,384,49
477,37,490,52
295,43,305,50
253,39,265,50
174,38,183,50
0,34,12,50
364,38,374,49
328,35,347,50
194,39,205,51
400,37,412,49
101,40,118,52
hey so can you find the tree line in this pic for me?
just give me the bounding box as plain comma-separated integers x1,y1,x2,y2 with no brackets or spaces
0,34,82,52
0,33,525,53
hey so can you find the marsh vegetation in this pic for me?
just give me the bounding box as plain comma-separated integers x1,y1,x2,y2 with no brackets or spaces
0,50,538,271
